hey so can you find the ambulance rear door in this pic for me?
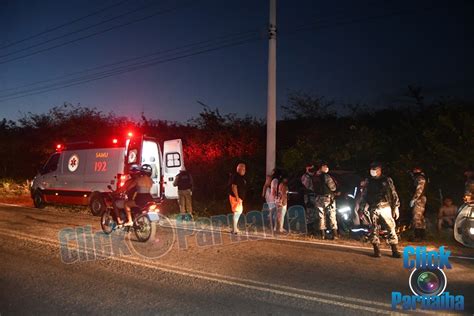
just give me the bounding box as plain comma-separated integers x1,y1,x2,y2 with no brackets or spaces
163,139,185,199
141,137,161,198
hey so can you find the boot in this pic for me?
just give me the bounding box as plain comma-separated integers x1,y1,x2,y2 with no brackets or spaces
373,244,381,258
332,229,339,240
391,244,401,258
320,230,326,240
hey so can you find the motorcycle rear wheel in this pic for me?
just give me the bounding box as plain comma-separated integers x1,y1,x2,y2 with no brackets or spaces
101,209,117,234
134,214,156,242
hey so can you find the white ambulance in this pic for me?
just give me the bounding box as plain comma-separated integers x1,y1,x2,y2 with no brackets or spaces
30,133,184,215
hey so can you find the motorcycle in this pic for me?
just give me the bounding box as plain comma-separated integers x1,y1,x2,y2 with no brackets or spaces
100,185,161,242
334,190,357,234
350,203,406,243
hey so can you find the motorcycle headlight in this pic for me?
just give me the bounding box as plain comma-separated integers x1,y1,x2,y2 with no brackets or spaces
338,206,351,214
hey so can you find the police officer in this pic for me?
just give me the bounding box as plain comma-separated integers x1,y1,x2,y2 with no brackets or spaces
360,162,401,258
314,160,337,239
301,164,317,233
410,167,427,241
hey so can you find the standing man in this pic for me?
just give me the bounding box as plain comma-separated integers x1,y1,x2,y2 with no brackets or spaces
360,162,401,258
314,160,338,240
229,163,247,234
301,164,317,234
410,166,427,241
173,169,194,220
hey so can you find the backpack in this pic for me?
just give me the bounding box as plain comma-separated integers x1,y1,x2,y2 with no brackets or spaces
177,171,192,190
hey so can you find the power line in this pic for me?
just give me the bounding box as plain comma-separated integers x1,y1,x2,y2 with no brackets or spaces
0,0,132,50
0,0,158,59
0,4,443,102
0,1,195,65
0,36,262,102
286,5,439,34
0,31,260,98
0,1,372,91
0,29,260,94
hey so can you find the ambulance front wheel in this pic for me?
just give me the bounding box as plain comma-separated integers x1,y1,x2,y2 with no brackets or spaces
90,193,106,216
33,191,45,209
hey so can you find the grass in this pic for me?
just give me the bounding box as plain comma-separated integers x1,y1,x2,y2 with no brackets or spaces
0,178,33,206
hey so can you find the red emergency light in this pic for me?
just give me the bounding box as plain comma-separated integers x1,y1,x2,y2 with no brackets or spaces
127,132,133,137
112,138,118,144
56,144,63,151
118,174,128,188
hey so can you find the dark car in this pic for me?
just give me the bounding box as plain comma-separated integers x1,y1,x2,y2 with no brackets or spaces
287,170,362,233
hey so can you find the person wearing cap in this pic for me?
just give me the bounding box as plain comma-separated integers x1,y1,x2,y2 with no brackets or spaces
314,160,338,239
359,162,401,258
409,166,427,241
301,164,317,233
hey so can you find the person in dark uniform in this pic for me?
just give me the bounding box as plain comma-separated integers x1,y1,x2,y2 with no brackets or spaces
359,162,401,258
301,164,317,233
314,160,337,239
409,167,427,241
174,169,194,220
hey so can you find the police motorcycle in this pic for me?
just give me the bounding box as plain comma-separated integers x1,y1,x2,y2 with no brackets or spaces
352,203,392,241
100,184,161,242
330,171,361,236
334,189,357,233
454,200,474,248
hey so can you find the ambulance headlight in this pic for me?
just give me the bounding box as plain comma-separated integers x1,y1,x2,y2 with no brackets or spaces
338,206,351,214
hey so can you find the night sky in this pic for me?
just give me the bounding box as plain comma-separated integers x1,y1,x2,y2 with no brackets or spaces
1,0,473,122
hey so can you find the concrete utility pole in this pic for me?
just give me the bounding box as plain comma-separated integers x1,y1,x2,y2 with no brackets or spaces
266,0,277,175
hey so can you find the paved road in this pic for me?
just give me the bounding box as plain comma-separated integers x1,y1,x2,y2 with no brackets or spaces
0,204,472,315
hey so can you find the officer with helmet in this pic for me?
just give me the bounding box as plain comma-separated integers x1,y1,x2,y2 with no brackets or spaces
409,166,427,241
359,162,401,258
314,160,338,239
